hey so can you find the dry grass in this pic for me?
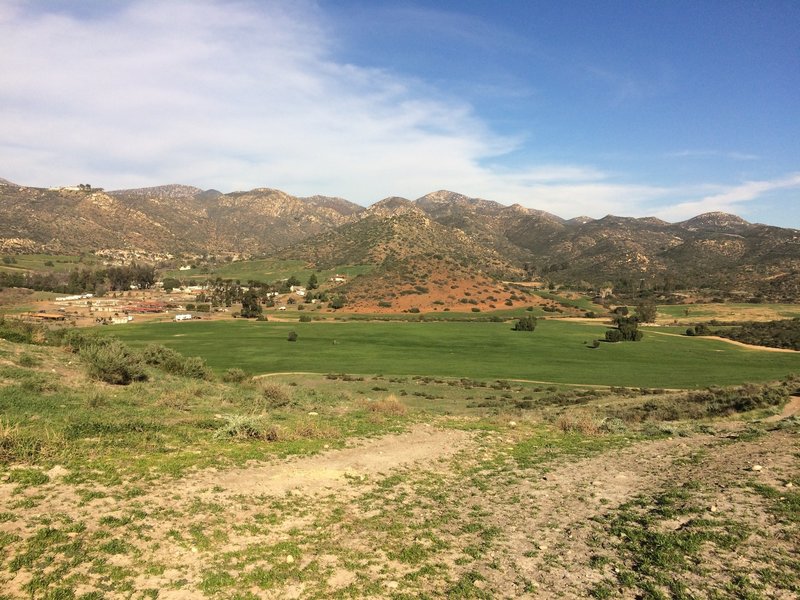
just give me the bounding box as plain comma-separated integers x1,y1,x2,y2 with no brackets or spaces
360,394,409,416
556,412,600,435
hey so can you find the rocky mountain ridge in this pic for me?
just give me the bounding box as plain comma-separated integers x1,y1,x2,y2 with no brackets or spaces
1,179,797,294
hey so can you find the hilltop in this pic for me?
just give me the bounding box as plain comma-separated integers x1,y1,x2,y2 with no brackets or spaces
1,179,798,297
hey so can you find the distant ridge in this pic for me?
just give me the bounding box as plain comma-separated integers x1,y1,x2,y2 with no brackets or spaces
1,177,798,296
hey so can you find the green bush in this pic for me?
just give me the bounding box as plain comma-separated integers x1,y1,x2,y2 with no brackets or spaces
299,315,312,322
222,368,249,383
81,339,147,385
513,315,537,331
181,356,213,380
287,331,298,342
142,343,211,379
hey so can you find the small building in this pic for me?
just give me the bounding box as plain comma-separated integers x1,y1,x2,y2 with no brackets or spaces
174,314,193,321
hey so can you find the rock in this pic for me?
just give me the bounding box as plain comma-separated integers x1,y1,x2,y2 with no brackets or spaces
508,421,517,427
308,411,318,416
751,465,763,472
709,505,718,512
473,580,486,589
386,581,399,590
286,555,294,564
785,482,793,488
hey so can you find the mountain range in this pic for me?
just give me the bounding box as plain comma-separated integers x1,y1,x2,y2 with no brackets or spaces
1,178,798,297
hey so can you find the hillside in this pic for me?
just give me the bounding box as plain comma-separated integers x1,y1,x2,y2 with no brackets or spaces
0,182,362,256
1,178,799,296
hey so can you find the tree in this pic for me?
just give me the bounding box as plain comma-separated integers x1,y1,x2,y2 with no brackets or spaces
512,315,538,332
635,299,657,323
162,277,181,292
307,273,319,290
240,289,262,318
607,316,643,342
330,295,346,310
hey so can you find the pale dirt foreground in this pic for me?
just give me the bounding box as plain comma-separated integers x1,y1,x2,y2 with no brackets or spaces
1,418,798,599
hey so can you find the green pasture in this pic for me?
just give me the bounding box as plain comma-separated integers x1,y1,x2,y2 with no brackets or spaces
0,254,99,274
164,259,374,284
104,319,800,388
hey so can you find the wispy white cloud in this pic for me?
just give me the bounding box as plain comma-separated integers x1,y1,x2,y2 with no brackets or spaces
0,0,796,227
652,173,800,222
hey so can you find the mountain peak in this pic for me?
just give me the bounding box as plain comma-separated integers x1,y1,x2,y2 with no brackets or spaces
366,197,420,218
678,212,751,231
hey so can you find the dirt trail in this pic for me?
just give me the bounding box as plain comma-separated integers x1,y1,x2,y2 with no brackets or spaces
765,395,800,422
167,423,472,497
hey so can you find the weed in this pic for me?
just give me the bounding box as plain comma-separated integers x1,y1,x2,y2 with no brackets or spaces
6,468,49,488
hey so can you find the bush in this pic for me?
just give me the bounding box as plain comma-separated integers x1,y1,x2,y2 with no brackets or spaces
141,343,212,380
214,414,281,441
259,381,293,408
513,315,537,331
556,413,599,435
222,368,249,383
181,356,213,380
299,315,312,322
81,339,147,385
287,331,298,342
605,329,623,343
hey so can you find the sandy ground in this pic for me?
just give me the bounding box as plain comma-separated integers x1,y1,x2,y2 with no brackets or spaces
1,409,798,598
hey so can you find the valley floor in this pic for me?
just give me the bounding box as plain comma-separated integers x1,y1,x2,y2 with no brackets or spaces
1,412,798,599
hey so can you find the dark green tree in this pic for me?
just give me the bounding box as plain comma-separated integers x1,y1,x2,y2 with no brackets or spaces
307,273,319,290
635,299,657,323
240,289,262,318
161,277,181,292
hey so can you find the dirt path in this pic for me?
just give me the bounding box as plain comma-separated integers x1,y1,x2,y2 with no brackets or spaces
765,395,800,422
173,423,473,497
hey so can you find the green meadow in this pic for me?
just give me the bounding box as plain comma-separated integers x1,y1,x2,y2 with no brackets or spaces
0,253,100,274
105,319,800,388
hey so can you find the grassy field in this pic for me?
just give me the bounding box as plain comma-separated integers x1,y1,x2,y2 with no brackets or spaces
164,259,374,284
0,331,797,598
104,319,800,388
0,254,100,274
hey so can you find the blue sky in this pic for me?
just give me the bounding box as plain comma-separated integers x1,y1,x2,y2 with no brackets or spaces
1,0,799,226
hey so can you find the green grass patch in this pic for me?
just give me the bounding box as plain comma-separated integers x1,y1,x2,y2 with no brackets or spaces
102,319,800,388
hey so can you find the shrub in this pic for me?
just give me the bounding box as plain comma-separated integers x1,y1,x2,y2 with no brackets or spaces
222,368,249,383
142,343,212,379
287,330,298,342
181,356,213,380
360,394,408,416
605,329,623,343
259,381,293,408
556,413,599,435
213,414,281,441
81,339,147,385
513,315,537,331
299,315,312,322
60,328,112,352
